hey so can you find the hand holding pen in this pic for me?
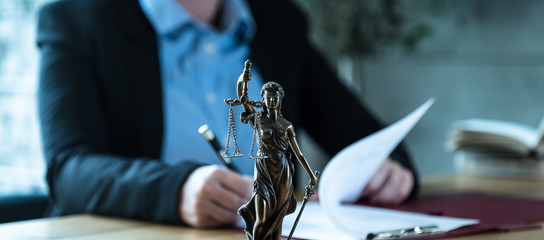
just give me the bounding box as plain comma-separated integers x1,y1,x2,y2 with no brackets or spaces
177,125,251,228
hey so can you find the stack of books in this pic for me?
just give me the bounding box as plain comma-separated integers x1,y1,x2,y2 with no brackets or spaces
445,118,544,178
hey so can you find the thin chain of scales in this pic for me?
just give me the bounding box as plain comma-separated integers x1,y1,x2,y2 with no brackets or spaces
224,106,242,158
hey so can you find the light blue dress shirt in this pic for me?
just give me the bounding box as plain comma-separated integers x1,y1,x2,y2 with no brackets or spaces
139,0,264,175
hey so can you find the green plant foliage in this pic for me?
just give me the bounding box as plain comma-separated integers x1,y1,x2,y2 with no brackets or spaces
293,0,441,58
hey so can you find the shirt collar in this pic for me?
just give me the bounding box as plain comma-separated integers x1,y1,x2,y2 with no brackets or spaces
139,0,255,41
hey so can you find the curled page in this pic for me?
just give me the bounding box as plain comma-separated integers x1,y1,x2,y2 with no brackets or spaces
318,98,435,236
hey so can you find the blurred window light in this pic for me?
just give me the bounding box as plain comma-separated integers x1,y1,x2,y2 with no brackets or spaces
0,0,51,196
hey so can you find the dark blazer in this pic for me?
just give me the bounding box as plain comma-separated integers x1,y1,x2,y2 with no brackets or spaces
37,0,417,225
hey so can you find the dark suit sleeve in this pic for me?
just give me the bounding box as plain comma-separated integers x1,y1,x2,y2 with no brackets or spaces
37,2,201,224
291,8,419,196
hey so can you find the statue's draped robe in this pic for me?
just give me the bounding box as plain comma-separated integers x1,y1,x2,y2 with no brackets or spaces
238,112,296,240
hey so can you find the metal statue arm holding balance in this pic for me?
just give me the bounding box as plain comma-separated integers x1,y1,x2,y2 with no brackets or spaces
225,60,318,240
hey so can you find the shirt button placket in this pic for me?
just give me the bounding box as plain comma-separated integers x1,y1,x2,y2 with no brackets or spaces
204,42,216,55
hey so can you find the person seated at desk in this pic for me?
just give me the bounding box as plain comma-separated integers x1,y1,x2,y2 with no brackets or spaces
36,0,417,228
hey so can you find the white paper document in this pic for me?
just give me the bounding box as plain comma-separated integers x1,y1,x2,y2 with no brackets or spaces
282,202,478,240
281,98,479,239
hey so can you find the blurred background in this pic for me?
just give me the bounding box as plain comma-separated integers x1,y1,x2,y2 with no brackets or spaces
1,0,544,199
0,0,49,196
294,0,544,180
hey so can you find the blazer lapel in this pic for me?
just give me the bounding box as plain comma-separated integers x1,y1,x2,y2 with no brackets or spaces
248,0,302,123
120,0,164,157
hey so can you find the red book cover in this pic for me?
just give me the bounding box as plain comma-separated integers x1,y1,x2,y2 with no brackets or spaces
361,192,544,239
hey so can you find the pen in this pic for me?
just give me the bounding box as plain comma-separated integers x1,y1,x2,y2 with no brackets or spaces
198,124,240,173
366,225,444,240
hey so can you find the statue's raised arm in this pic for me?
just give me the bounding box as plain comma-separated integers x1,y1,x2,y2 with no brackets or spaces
225,60,262,124
237,60,255,118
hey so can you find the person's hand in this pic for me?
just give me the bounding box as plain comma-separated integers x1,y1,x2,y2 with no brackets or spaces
179,165,252,228
361,158,414,205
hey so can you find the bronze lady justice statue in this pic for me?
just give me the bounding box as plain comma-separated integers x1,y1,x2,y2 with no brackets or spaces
224,60,318,240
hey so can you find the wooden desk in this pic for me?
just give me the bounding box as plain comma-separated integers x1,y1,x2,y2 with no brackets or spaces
1,175,544,240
